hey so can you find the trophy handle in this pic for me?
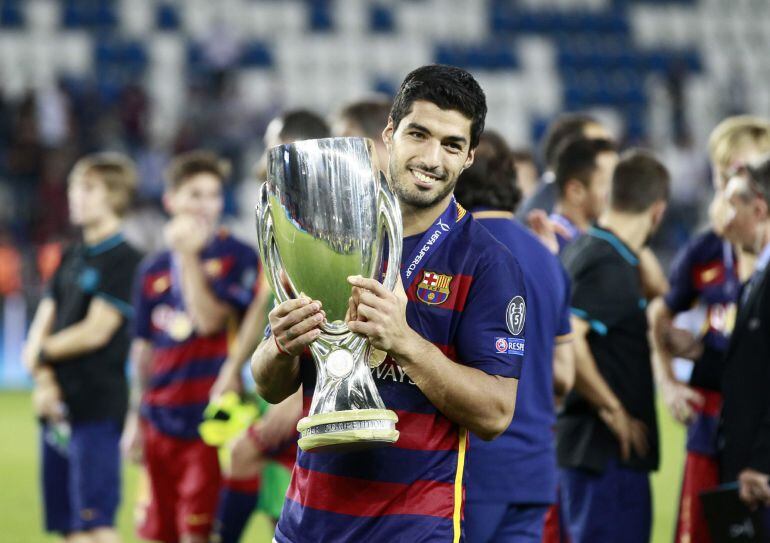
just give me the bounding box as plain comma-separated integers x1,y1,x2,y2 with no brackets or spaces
255,182,294,305
379,179,402,291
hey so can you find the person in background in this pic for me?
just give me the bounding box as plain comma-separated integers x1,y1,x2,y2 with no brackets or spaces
559,151,670,543
24,153,142,543
331,97,392,174
455,130,575,542
516,113,611,221
648,115,770,543
549,137,618,253
122,151,258,543
719,155,770,520
511,148,540,202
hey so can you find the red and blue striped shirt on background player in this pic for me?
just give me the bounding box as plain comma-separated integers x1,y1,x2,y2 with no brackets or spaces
134,229,259,439
274,200,528,543
665,229,739,543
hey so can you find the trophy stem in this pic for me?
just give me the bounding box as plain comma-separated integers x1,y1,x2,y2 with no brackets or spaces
298,334,399,453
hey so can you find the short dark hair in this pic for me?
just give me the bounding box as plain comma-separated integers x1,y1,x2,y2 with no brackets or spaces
337,98,392,140
279,109,330,141
611,149,670,213
390,64,487,149
543,113,602,169
554,137,616,197
165,150,231,190
454,131,521,212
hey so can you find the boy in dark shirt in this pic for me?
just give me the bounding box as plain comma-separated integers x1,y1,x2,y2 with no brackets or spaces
24,153,142,543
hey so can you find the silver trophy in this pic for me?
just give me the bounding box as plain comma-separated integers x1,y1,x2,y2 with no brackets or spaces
255,137,402,453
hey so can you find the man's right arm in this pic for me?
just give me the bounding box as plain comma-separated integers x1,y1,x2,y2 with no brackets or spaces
571,316,647,461
251,297,324,404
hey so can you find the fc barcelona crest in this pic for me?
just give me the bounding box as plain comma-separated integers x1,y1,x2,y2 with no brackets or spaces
416,271,452,305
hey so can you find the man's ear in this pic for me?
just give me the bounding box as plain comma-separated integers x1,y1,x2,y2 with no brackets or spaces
651,200,668,228
382,118,394,149
463,148,475,171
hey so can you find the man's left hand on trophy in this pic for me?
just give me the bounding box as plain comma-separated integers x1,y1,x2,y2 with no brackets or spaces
346,275,416,358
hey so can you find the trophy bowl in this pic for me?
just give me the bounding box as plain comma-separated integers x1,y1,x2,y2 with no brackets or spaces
255,137,402,453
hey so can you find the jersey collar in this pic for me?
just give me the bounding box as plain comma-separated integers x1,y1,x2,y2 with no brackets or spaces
86,231,125,256
588,226,639,266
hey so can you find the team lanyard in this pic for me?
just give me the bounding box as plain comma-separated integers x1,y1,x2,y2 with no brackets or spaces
401,196,468,288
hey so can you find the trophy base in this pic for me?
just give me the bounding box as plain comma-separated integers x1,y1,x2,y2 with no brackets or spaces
296,409,399,453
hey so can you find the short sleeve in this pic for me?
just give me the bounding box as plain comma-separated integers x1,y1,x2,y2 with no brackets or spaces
556,264,573,340
132,259,154,340
210,244,259,314
568,257,636,334
664,243,697,313
455,250,527,379
94,249,142,319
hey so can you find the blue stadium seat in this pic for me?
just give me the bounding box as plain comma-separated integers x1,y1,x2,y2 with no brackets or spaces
240,42,273,68
307,0,333,31
0,0,23,28
370,4,394,33
157,3,180,31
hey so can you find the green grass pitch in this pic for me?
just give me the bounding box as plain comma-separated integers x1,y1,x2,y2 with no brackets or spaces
1,390,683,542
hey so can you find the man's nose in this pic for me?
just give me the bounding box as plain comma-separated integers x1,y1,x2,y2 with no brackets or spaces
420,139,442,170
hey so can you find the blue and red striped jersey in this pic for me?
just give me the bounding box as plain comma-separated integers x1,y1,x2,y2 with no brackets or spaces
664,229,739,390
133,229,259,439
275,206,528,543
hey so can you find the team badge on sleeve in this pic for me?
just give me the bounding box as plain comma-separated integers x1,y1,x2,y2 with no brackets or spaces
506,296,526,335
416,271,452,305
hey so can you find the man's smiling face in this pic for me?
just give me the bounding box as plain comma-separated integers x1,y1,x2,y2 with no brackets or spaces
383,100,475,211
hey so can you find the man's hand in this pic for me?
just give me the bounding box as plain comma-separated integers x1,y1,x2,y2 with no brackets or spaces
346,275,416,356
32,380,65,422
738,469,770,508
268,297,324,356
599,405,649,461
164,214,209,255
660,378,705,424
121,414,144,464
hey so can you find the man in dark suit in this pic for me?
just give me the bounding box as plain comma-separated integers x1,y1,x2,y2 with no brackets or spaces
720,154,770,511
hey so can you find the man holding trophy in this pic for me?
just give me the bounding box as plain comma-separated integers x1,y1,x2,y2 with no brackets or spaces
252,65,528,542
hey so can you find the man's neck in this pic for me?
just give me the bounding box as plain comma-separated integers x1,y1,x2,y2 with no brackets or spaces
83,216,122,246
554,201,590,232
598,210,650,253
401,194,454,237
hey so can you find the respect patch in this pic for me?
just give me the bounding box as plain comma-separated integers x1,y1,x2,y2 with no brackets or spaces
495,337,525,357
